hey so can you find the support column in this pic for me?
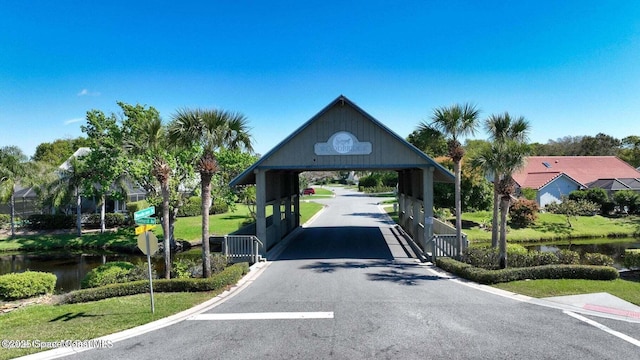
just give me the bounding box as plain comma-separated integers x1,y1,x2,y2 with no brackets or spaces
255,169,267,256
423,167,434,257
284,173,293,233
273,178,282,244
294,175,300,228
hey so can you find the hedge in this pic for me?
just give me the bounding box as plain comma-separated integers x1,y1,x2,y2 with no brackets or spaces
61,262,249,304
0,271,57,300
84,213,127,229
27,214,75,230
436,257,619,285
81,261,136,288
623,250,640,269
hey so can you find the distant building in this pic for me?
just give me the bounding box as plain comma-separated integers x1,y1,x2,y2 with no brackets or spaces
512,156,640,207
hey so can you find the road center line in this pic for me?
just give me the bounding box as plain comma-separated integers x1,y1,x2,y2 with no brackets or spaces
188,312,334,321
564,311,640,348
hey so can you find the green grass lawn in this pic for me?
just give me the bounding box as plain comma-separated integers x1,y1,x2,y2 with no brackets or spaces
0,202,325,252
494,278,640,306
463,212,640,243
301,187,334,198
0,291,221,360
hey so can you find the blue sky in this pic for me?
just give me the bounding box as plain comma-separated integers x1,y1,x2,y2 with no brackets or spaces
1,1,639,158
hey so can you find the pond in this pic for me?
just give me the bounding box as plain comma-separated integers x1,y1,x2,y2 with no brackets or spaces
524,238,640,269
0,251,165,292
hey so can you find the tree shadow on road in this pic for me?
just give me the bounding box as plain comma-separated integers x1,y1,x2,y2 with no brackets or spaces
300,259,444,285
366,269,442,286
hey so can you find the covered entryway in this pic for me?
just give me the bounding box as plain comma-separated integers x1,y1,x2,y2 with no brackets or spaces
230,95,463,260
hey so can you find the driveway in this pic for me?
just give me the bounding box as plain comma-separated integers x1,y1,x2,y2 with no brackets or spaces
53,187,639,359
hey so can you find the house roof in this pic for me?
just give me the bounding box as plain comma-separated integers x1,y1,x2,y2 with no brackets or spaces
588,178,640,191
513,156,640,190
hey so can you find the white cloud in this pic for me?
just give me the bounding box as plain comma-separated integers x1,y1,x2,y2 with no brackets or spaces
64,117,84,125
77,89,100,96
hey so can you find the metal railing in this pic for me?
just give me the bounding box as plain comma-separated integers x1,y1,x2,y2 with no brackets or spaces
219,235,263,264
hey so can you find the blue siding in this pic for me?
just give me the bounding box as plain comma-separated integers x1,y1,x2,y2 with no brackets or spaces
538,176,580,208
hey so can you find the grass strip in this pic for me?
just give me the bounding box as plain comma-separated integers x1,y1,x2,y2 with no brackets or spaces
493,278,640,306
0,291,219,359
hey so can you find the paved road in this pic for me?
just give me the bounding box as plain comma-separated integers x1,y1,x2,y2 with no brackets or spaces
61,187,639,359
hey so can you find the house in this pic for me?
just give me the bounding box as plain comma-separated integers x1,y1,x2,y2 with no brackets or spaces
0,148,147,218
512,156,640,207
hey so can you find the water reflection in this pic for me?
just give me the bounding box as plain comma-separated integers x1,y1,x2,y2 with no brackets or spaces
0,252,162,292
525,239,640,269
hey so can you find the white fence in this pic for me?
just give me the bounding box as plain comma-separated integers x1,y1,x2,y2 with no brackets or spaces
215,235,263,264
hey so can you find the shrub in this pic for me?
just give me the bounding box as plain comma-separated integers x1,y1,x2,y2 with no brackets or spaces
623,250,640,269
178,196,201,217
81,261,135,288
128,261,158,281
360,185,395,193
61,262,249,304
358,174,380,188
556,250,580,265
582,252,614,266
509,199,539,228
436,258,618,284
84,213,127,229
127,200,150,222
27,214,75,230
0,271,57,300
188,254,229,278
463,245,555,270
210,198,229,215
613,190,640,214
171,257,199,279
520,188,537,201
545,199,599,216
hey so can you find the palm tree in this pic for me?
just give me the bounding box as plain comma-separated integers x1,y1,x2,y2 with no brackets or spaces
484,113,530,248
0,146,39,237
121,103,174,279
422,103,480,256
43,156,87,237
168,109,253,278
494,141,529,268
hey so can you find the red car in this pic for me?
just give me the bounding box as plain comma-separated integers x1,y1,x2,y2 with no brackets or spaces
302,188,315,195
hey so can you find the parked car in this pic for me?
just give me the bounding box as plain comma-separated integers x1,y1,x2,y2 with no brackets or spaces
302,188,315,195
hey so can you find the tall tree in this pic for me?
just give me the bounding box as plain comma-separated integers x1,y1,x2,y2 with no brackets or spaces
32,137,90,166
42,156,87,236
406,125,448,158
168,108,253,277
81,110,128,233
472,139,530,268
484,113,530,248
619,135,640,168
422,103,480,255
120,102,198,279
0,146,39,237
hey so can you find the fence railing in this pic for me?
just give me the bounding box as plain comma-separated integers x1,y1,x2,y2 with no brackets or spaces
211,235,263,264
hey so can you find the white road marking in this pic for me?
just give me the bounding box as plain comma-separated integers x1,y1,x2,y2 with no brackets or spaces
188,312,334,321
564,311,640,348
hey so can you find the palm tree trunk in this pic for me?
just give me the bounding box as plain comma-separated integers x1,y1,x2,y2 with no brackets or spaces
161,181,171,279
9,186,16,238
76,189,82,237
491,174,500,248
201,174,213,278
100,195,106,233
499,195,509,269
454,160,463,257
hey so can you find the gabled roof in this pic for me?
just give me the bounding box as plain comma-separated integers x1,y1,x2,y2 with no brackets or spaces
231,95,454,186
588,178,640,191
513,156,640,190
58,147,91,171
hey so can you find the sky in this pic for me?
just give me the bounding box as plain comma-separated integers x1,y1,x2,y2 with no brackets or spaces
1,1,639,158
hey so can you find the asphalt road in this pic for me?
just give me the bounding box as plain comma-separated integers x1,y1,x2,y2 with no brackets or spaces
61,186,639,360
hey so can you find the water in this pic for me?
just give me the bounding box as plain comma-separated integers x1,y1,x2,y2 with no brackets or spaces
0,251,163,292
525,238,640,269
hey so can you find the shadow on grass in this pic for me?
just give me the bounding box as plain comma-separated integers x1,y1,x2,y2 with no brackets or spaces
49,312,102,322
532,221,573,236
